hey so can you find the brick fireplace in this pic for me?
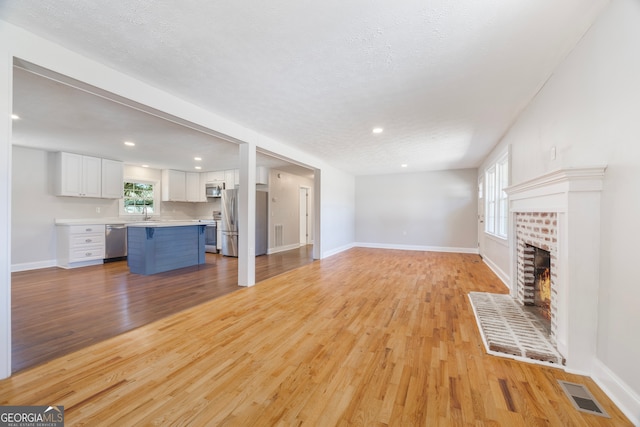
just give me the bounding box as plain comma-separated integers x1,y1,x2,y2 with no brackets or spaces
515,212,557,338
505,167,605,373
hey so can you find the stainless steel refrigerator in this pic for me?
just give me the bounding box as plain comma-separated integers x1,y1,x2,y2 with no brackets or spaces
221,189,268,257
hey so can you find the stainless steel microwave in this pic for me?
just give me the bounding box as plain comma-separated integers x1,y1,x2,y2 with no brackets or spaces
205,182,225,198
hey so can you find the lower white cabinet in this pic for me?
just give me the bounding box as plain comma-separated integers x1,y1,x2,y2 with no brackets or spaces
57,224,105,268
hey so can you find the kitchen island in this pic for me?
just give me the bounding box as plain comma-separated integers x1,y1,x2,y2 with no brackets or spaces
127,222,207,275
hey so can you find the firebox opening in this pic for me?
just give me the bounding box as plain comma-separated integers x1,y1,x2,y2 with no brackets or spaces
527,244,552,325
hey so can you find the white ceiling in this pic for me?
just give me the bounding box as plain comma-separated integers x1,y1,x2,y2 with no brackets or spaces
1,0,609,175
11,66,309,175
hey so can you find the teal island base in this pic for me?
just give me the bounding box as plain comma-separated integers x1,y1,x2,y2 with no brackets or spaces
127,223,206,275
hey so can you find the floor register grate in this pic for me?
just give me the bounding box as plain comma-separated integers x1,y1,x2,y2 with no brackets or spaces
558,380,610,418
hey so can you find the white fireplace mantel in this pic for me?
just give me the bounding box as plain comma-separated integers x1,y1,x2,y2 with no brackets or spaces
505,166,606,374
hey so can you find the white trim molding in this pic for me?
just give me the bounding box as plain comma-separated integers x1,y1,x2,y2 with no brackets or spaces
267,243,303,255
481,256,510,289
322,243,356,259
355,242,479,254
592,358,640,426
11,260,57,272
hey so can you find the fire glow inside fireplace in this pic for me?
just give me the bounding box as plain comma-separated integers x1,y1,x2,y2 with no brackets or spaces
531,245,551,321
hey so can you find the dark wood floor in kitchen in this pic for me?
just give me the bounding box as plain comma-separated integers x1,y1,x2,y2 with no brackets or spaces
11,246,314,373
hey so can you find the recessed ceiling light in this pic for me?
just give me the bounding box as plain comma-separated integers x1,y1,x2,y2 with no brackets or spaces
195,166,202,170
124,141,135,146
141,164,149,168
401,164,408,168
372,127,383,134
194,157,202,161
11,114,20,120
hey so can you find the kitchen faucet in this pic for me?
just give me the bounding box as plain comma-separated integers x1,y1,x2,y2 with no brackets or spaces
143,206,151,221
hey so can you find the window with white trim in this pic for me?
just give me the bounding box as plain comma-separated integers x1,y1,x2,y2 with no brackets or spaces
485,154,509,238
122,181,156,215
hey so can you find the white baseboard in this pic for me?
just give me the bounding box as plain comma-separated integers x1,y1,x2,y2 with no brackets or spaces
481,255,510,289
322,243,356,259
592,358,640,426
355,242,479,254
11,260,57,272
267,243,302,255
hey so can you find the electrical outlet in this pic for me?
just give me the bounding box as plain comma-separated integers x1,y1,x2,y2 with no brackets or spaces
551,146,557,160
96,207,101,213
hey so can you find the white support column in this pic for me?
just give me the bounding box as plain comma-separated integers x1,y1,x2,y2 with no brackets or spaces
0,51,13,378
238,143,256,287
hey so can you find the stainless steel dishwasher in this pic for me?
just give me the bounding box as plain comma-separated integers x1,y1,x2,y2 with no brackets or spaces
105,224,127,261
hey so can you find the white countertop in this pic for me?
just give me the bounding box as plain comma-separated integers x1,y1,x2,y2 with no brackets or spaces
126,221,207,228
55,218,215,226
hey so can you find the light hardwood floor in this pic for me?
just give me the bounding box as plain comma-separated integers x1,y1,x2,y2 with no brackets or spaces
0,249,632,425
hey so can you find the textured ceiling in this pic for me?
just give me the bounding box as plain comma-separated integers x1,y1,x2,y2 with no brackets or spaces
1,0,609,175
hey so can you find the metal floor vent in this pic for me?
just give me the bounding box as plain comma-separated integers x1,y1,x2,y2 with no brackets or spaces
558,380,610,418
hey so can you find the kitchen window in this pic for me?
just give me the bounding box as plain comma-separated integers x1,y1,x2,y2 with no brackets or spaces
123,181,156,215
485,153,509,238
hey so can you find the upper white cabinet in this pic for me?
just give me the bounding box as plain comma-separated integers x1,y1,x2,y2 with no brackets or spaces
205,171,225,183
185,172,205,202
162,169,187,202
162,170,204,202
101,158,124,199
54,152,102,198
256,166,269,185
224,169,237,188
212,167,269,187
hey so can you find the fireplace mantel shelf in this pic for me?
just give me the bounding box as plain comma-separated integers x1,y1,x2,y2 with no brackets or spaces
505,166,606,198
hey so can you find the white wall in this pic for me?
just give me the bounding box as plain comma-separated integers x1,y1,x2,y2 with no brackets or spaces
355,169,478,252
319,167,355,257
480,0,640,420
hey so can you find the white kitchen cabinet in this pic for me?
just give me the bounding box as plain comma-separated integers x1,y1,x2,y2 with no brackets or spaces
162,169,187,202
256,166,269,185
101,158,124,199
205,171,225,183
224,169,237,188
57,224,105,268
219,168,268,187
186,172,204,202
54,152,102,198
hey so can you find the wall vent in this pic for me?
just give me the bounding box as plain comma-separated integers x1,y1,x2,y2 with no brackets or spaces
275,224,284,247
558,380,609,418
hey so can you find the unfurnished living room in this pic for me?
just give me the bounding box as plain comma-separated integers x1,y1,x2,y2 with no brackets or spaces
0,1,639,425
